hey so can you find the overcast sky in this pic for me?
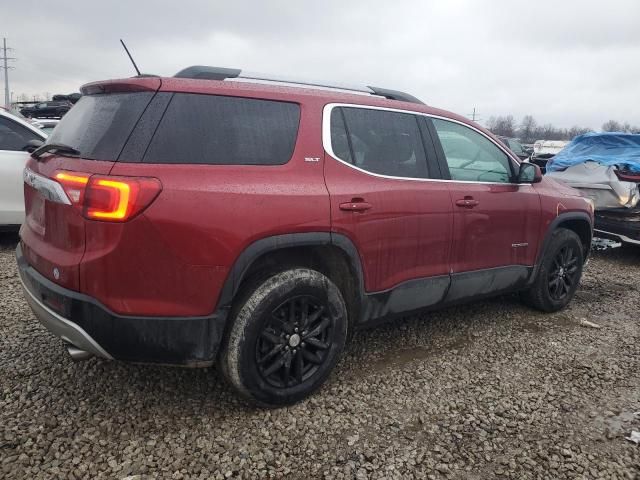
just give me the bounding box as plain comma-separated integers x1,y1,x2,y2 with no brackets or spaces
3,0,639,129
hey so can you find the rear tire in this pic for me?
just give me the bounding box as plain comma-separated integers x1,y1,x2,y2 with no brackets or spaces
521,228,584,312
220,269,348,407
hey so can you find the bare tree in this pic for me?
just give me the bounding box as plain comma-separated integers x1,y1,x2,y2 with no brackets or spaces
602,120,622,132
518,115,537,143
540,124,559,140
567,126,592,139
487,115,516,137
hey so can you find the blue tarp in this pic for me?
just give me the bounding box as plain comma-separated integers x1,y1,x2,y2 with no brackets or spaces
546,132,640,173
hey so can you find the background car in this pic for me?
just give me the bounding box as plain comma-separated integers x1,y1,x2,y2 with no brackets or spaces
0,108,46,229
530,140,569,173
497,136,529,160
20,100,72,119
32,118,59,135
546,132,640,246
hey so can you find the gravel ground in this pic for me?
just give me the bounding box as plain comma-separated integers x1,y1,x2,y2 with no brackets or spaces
1,232,639,479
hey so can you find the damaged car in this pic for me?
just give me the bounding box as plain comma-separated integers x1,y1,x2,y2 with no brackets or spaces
547,132,640,246
531,140,569,173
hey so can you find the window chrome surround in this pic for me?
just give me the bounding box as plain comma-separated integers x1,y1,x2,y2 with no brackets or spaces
321,103,524,186
23,167,71,205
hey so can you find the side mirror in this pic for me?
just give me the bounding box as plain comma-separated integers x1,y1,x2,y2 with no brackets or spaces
517,162,542,183
23,139,44,153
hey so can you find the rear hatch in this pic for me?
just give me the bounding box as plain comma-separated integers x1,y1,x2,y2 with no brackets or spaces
21,78,161,290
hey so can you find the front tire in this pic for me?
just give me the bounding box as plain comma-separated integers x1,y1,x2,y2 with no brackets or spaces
521,228,584,312
220,269,348,406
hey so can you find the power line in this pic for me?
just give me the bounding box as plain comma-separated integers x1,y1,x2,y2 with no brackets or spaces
1,38,16,108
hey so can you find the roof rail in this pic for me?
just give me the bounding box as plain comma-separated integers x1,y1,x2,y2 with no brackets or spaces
173,66,425,105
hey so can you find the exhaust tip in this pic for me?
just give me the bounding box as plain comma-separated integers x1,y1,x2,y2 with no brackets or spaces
66,345,93,362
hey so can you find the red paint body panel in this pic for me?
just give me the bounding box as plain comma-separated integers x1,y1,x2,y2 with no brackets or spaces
324,156,453,291
72,96,326,316
21,156,114,291
533,177,594,261
447,183,542,272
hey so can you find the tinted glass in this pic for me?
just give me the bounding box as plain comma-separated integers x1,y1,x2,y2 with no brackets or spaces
0,117,41,151
143,93,300,165
337,107,429,178
432,119,512,183
330,108,352,163
47,92,154,160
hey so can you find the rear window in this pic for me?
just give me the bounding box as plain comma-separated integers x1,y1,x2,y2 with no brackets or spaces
46,93,154,160
142,93,300,165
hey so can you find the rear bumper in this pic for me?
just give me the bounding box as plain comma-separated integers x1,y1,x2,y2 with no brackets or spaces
594,229,640,245
594,213,640,246
16,243,227,366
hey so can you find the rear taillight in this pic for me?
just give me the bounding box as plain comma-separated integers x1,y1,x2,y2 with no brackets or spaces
54,171,89,204
54,170,161,222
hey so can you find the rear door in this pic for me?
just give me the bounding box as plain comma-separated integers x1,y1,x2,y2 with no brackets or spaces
323,104,453,316
427,117,541,299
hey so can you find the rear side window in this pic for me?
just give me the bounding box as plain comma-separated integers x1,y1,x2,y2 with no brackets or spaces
47,93,154,160
330,106,429,179
143,94,300,165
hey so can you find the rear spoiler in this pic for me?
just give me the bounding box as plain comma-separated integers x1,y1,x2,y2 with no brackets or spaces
81,77,162,95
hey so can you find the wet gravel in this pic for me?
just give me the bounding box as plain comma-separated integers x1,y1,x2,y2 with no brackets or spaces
1,232,639,479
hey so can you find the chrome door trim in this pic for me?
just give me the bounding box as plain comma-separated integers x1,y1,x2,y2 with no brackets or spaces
321,102,527,187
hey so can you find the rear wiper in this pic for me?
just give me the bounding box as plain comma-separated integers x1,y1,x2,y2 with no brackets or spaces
31,142,81,160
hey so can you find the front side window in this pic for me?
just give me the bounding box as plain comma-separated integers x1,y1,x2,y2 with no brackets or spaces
330,106,429,179
0,117,40,151
432,119,513,183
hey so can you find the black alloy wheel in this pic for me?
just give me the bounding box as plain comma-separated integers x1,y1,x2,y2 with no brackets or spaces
520,228,584,312
547,244,580,301
256,295,333,388
220,268,348,406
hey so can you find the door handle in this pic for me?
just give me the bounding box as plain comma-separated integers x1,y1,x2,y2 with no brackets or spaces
339,199,372,212
455,197,479,208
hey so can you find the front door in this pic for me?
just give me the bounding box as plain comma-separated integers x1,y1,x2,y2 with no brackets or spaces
428,117,541,300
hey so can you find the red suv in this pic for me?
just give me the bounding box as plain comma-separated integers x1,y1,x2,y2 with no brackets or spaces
17,67,594,406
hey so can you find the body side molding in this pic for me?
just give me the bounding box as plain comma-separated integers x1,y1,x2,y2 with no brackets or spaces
216,232,541,328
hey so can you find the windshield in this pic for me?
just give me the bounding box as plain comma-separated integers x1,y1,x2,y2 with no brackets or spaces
510,140,524,154
46,92,154,160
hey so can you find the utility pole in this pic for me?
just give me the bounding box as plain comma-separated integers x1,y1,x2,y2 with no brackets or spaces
467,107,481,123
1,38,16,108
